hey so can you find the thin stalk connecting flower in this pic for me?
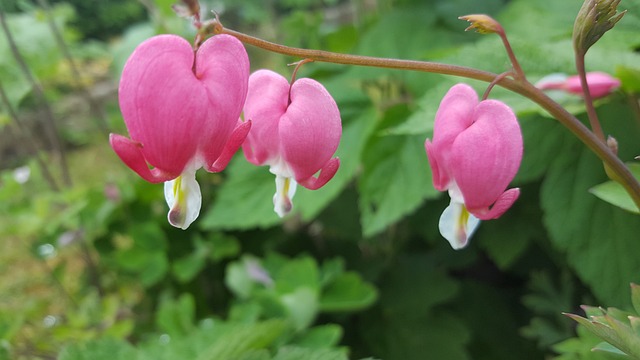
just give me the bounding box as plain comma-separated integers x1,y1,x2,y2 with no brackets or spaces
209,19,640,211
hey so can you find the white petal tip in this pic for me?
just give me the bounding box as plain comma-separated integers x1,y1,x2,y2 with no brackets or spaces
439,200,481,250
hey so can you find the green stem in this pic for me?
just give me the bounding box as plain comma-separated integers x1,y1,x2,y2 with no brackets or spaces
215,25,640,210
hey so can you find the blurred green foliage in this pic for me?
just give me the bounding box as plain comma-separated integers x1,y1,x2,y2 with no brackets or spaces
1,0,640,359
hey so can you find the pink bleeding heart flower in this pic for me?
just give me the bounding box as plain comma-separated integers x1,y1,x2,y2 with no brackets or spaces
242,69,341,217
425,83,523,249
109,34,250,229
536,71,620,99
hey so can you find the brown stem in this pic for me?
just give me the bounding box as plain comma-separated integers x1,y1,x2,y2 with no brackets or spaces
0,9,72,187
497,30,526,81
214,24,640,210
482,71,513,100
575,51,606,142
36,0,109,134
0,81,60,191
288,58,314,104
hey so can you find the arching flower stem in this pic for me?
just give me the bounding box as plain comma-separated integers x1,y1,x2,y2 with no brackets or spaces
211,21,640,211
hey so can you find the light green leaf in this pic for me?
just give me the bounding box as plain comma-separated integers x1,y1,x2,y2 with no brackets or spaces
358,134,439,237
58,338,136,360
280,287,318,331
319,273,378,313
590,163,640,214
196,320,287,360
199,155,280,230
290,324,343,349
155,293,196,337
272,346,348,360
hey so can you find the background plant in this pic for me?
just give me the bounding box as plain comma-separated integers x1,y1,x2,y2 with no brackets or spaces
1,0,639,359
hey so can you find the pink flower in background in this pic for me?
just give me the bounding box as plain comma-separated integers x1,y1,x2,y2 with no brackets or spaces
425,84,523,249
242,70,341,217
536,71,620,99
110,34,250,229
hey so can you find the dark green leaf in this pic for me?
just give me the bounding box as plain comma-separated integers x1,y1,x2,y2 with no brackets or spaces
359,134,439,237
319,273,377,312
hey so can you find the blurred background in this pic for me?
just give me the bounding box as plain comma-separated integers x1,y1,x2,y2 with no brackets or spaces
1,0,640,359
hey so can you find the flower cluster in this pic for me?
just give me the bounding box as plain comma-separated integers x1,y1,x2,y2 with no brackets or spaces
111,34,525,249
110,34,341,229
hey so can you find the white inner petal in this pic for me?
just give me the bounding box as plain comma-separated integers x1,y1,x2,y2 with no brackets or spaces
273,174,298,218
439,198,481,250
164,166,202,230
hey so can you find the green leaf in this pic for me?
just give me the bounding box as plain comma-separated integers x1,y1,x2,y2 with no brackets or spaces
274,256,320,295
155,293,196,337
632,284,640,315
225,257,259,300
280,287,318,331
208,233,241,262
290,324,343,349
616,65,640,93
360,254,468,359
58,338,136,360
590,163,640,214
541,127,640,307
272,346,348,360
172,249,207,283
358,134,439,237
196,320,287,360
593,342,628,356
199,155,280,230
319,273,378,313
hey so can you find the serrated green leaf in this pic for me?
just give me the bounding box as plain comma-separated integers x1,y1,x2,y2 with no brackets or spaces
358,134,439,237
196,320,287,360
319,273,377,313
590,163,640,214
541,110,640,307
156,293,196,337
199,156,280,230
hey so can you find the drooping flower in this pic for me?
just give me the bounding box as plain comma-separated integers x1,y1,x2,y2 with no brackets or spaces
536,71,620,99
110,34,250,229
241,69,341,217
425,84,523,249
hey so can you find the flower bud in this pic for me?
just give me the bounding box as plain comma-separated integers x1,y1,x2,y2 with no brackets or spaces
573,0,626,54
458,14,503,35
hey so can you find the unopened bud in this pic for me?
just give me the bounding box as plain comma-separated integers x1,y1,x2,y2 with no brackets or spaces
573,0,626,54
458,14,504,35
